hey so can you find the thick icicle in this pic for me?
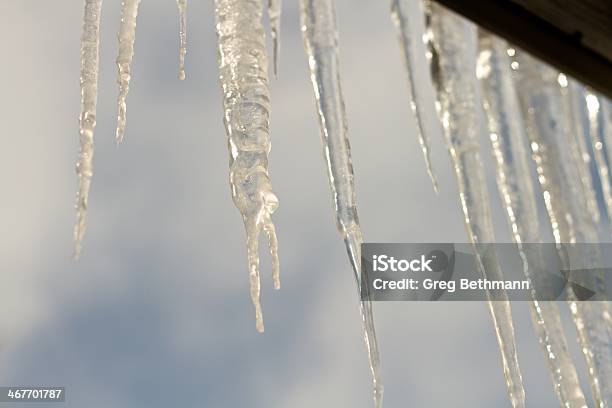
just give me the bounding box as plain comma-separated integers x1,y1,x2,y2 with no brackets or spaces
176,0,187,80
74,0,103,259
267,0,281,76
564,79,601,223
585,90,612,220
214,0,280,333
300,0,383,406
603,98,612,177
390,0,439,192
427,5,525,407
477,33,587,407
513,53,612,407
115,0,141,144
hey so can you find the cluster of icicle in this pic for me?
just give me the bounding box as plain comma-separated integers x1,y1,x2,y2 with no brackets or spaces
393,1,612,406
75,0,187,258
74,0,612,406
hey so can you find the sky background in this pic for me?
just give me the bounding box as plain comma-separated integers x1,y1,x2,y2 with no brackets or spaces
0,1,600,407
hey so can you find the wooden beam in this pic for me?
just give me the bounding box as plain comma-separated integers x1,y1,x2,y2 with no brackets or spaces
512,0,612,61
432,0,612,99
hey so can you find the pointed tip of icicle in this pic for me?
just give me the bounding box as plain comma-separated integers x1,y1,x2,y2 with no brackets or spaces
248,215,280,332
272,30,279,78
73,209,87,261
272,49,279,79
253,295,265,333
253,296,265,334
178,70,186,81
116,126,125,145
253,290,265,333
256,321,265,333
431,177,440,194
373,386,384,408
423,156,439,194
73,231,84,261
247,226,267,334
72,247,82,261
271,249,281,290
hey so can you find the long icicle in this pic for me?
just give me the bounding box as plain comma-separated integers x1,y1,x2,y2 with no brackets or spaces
300,0,383,406
477,33,587,407
602,98,612,184
215,0,280,333
267,0,281,76
585,90,612,220
390,0,439,192
513,53,612,407
176,0,187,80
427,5,525,407
115,0,142,144
564,79,601,224
74,0,103,259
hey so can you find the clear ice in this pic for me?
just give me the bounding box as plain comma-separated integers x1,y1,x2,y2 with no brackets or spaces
477,32,587,407
215,0,281,333
584,90,612,221
427,4,525,407
300,0,383,406
267,0,281,76
177,0,187,80
564,80,601,224
513,52,612,407
115,0,142,144
390,0,440,192
74,0,103,259
603,98,612,185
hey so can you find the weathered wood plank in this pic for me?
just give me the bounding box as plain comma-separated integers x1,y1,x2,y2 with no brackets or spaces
512,0,612,61
432,0,612,98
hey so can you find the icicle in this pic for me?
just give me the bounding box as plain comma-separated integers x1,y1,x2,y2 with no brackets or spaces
564,79,601,223
585,90,612,219
74,0,103,259
300,0,383,406
214,0,280,333
513,53,612,407
603,98,612,176
267,0,281,76
390,0,439,192
115,0,142,144
477,32,587,407
176,0,187,80
427,5,525,407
